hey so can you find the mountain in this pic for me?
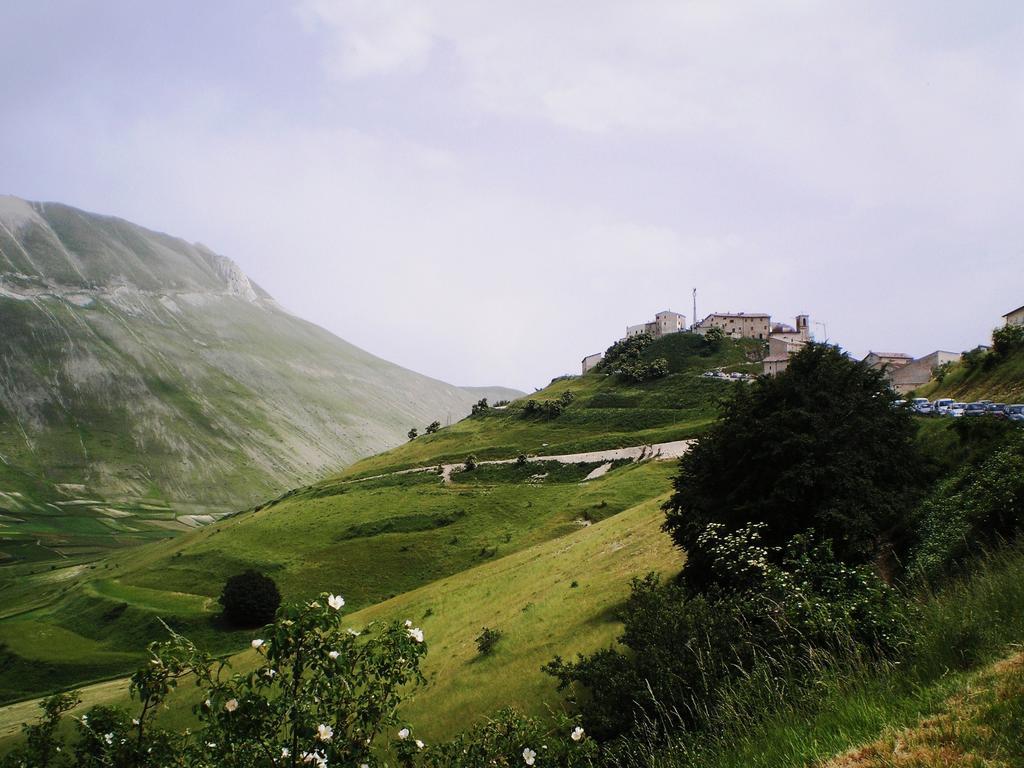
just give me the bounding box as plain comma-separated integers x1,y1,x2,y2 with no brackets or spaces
0,195,520,552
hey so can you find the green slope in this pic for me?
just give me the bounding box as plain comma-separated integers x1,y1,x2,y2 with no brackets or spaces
0,330,754,713
340,332,764,479
915,346,1024,403
0,487,681,745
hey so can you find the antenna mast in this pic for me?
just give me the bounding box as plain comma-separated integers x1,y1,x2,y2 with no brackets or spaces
692,288,697,330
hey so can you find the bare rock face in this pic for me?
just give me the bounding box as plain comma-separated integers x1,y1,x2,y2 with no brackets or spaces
0,196,516,513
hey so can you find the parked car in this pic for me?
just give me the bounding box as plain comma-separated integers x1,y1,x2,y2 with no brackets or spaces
963,402,988,417
910,397,933,415
987,403,1008,418
1006,404,1024,423
933,398,955,415
946,402,967,418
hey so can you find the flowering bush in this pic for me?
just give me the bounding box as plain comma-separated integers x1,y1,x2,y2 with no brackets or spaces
419,709,595,768
1,593,427,768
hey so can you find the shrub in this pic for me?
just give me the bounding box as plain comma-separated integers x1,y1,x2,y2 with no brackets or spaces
475,627,503,656
702,326,726,351
218,570,281,628
425,421,441,434
422,708,595,768
911,432,1024,581
470,398,489,415
464,455,477,471
598,334,653,372
992,323,1024,359
522,394,573,419
3,595,428,768
516,454,528,466
664,343,925,591
618,357,668,383
407,428,418,441
546,527,908,741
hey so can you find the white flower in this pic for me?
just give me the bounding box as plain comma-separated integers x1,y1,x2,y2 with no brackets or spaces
132,718,140,726
328,650,340,660
317,723,334,742
206,741,217,749
251,639,264,649
398,727,410,740
523,747,536,765
203,699,211,709
415,739,425,749
264,668,277,678
360,764,369,768
104,733,114,745
281,747,291,758
571,726,585,741
404,619,413,628
406,627,424,643
328,594,345,610
224,698,239,713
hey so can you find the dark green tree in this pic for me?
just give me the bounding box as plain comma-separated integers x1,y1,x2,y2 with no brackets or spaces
425,420,441,434
663,343,924,591
702,326,726,351
218,570,281,628
407,427,419,441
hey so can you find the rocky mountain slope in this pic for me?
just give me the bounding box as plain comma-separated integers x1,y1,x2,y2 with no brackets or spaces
0,196,515,534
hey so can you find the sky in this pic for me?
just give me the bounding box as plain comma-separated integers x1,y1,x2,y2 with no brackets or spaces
2,1,1022,392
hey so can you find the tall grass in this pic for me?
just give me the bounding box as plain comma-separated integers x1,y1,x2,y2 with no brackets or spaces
613,543,1024,768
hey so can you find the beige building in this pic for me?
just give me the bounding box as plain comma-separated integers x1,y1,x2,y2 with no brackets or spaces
763,336,808,376
581,352,604,374
1004,304,1024,327
693,312,771,340
769,315,810,343
625,310,686,339
888,350,962,394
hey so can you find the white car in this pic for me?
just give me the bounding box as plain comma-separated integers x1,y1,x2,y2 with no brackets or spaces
910,397,933,415
933,398,955,415
946,402,967,418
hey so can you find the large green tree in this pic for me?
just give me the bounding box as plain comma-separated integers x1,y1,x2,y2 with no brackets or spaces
663,343,923,590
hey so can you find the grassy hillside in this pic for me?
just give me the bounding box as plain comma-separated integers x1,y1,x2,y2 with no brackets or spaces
915,346,1024,402
0,487,681,745
0,459,676,703
0,330,758,727
339,333,764,479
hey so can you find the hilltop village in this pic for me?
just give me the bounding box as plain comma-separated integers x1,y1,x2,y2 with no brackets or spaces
582,303,1024,393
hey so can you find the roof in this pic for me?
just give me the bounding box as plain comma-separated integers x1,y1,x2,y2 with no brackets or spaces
701,312,770,320
865,351,912,359
1003,304,1024,318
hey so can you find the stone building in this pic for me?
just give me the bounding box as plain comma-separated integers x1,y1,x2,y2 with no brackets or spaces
581,352,604,374
762,315,811,376
625,310,686,339
1004,304,1024,327
888,351,962,394
693,312,771,340
863,351,913,370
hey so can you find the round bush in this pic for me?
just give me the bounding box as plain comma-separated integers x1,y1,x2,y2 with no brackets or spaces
218,570,281,627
